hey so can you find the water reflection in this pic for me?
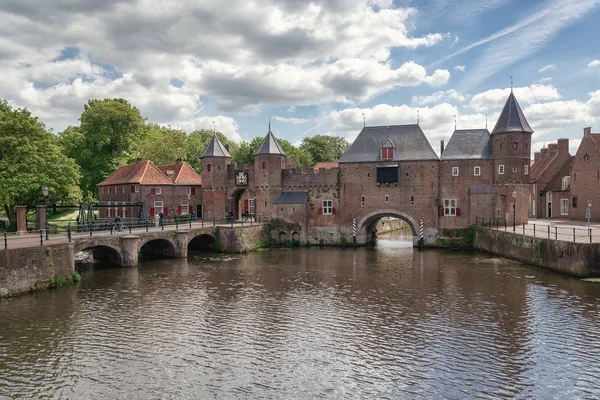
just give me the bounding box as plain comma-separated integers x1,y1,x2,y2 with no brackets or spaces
1,233,600,399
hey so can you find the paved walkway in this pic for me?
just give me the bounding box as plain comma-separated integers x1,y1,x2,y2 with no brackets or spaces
483,218,600,243
2,220,262,250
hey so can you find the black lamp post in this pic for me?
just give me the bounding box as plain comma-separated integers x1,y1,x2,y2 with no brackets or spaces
512,190,517,232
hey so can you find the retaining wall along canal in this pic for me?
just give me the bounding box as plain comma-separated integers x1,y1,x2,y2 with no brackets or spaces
473,228,600,277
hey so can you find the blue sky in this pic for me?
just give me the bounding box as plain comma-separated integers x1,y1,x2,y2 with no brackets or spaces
1,0,599,155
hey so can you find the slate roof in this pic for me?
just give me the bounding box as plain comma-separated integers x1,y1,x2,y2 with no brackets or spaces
201,134,232,158
469,184,499,195
256,129,286,156
544,157,573,191
441,129,492,160
491,92,534,135
158,161,202,185
339,124,438,163
97,160,173,186
272,191,308,204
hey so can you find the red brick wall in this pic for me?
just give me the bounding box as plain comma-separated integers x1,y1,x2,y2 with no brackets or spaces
492,132,532,184
570,131,600,221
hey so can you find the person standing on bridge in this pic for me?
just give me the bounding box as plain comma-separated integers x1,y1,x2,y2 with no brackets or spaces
159,211,165,227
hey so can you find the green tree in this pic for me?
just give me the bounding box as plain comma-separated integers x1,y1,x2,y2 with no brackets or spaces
0,100,81,225
69,99,146,197
186,129,236,173
138,123,187,165
299,134,350,164
278,138,313,167
232,137,263,166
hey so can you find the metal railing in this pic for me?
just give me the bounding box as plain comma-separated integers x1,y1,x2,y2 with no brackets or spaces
2,215,263,250
475,217,597,243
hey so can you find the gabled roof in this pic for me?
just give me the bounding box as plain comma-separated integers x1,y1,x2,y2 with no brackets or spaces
544,157,573,191
97,160,173,186
381,138,396,148
157,161,202,185
441,129,492,160
272,191,308,204
201,134,231,158
256,129,286,156
339,124,438,163
491,92,534,135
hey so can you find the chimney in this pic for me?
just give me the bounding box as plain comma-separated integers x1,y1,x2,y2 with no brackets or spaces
557,138,569,154
584,127,592,137
175,158,182,165
440,140,445,155
136,157,142,164
534,152,541,164
548,143,558,156
541,147,549,159
225,144,230,152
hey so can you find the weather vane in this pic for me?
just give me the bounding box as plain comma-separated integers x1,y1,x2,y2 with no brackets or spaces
362,113,365,128
417,109,420,125
212,121,215,134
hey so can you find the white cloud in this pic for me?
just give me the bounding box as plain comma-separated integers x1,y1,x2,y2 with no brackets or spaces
536,77,553,83
469,84,560,111
589,60,600,68
273,116,311,125
454,65,465,71
423,69,451,87
538,64,556,72
412,89,466,106
176,116,242,142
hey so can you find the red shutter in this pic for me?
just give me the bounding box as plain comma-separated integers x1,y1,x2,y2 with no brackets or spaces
332,207,336,214
131,185,135,193
177,206,182,214
456,208,461,216
439,207,444,216
189,205,193,213
245,199,249,212
191,187,196,195
163,207,168,216
318,207,322,214
151,187,156,195
150,207,155,216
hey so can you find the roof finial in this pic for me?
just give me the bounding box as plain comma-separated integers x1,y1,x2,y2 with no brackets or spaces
454,114,457,130
212,121,215,134
485,113,488,130
510,75,513,93
268,117,271,132
417,109,420,125
362,112,365,128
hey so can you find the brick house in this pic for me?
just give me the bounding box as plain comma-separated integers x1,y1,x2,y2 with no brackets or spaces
569,127,600,221
97,159,201,219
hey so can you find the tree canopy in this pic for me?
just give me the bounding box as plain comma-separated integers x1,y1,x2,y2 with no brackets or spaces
0,101,81,223
138,124,188,166
299,134,350,164
232,136,313,167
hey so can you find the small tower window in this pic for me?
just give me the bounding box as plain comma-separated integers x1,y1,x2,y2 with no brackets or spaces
584,154,590,163
207,164,211,172
262,161,267,169
512,142,518,150
499,165,505,175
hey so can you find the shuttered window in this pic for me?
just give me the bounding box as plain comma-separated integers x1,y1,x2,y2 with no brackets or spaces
376,167,399,183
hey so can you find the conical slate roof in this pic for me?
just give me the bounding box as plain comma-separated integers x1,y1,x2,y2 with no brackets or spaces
200,134,232,158
491,92,533,135
255,128,286,156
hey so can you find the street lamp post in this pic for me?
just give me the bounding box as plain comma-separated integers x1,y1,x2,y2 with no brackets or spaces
512,190,517,232
41,186,49,206
41,186,49,240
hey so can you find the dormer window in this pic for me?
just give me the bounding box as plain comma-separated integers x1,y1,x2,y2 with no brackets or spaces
381,147,395,159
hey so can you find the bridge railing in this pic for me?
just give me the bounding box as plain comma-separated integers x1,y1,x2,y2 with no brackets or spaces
2,215,262,250
475,217,598,243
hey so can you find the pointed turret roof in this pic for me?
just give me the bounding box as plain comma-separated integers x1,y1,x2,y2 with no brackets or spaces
201,134,231,158
491,92,533,135
255,124,286,156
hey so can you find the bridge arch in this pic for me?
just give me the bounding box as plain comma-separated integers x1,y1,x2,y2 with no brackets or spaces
188,234,217,252
357,209,419,244
139,238,178,259
75,245,123,266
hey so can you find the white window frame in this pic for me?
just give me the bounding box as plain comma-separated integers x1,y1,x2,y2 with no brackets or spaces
121,186,125,194
499,165,505,175
186,187,192,196
135,185,140,193
114,186,117,194
452,166,459,176
155,187,162,195
524,165,529,175
444,199,457,216
181,200,189,214
474,166,481,176
154,201,163,211
122,201,126,217
560,198,569,216
322,200,333,215
562,176,570,191
101,187,104,194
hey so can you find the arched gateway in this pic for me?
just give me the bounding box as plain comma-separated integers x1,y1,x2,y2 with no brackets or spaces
357,209,420,245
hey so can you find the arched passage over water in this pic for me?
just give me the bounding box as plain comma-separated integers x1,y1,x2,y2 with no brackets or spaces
358,210,418,246
188,234,216,252
139,239,178,259
75,245,123,267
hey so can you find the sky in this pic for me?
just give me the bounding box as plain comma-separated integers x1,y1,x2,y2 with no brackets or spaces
1,0,599,155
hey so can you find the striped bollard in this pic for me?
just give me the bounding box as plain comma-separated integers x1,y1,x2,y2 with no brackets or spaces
352,218,357,246
419,218,424,248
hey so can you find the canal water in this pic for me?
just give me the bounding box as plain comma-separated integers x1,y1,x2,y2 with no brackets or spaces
1,232,600,399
